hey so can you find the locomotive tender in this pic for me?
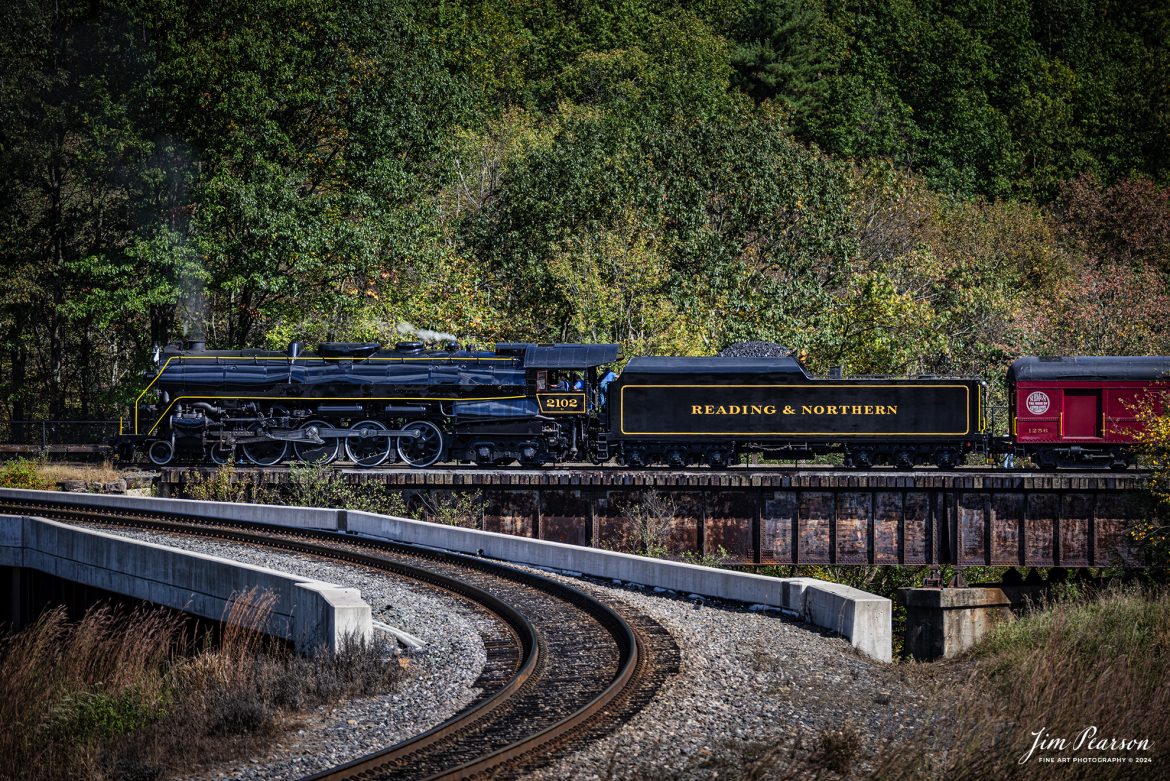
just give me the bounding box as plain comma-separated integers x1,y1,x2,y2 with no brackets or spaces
117,340,1168,470
608,357,983,469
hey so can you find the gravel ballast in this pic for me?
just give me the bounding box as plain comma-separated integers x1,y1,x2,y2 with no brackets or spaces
515,568,952,780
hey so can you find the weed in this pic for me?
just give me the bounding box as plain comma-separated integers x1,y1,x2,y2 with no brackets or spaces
680,545,732,568
183,463,254,503
810,721,862,775
0,456,51,489
414,490,486,528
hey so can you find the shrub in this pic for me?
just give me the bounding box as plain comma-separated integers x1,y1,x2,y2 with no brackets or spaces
414,490,485,528
181,461,409,517
679,545,732,568
183,464,254,503
0,457,51,489
608,491,678,558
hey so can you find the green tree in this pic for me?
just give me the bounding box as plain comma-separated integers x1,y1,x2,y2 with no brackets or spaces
0,0,192,417
729,0,837,119
152,0,469,346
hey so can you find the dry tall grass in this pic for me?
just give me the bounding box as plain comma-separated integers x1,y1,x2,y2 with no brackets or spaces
37,461,123,485
0,456,123,489
0,605,183,779
871,585,1170,781
0,590,403,781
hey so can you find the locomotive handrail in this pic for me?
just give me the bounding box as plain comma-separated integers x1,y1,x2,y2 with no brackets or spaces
134,357,177,434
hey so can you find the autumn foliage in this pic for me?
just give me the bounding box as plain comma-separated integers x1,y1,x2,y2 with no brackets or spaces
1131,395,1170,569
1,2,1169,424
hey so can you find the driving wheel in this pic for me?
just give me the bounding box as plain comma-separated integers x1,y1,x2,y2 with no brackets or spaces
397,420,445,468
294,419,339,465
344,419,392,468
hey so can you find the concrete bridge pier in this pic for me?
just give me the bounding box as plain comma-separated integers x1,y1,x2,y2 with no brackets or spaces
898,582,1053,660
898,587,1013,660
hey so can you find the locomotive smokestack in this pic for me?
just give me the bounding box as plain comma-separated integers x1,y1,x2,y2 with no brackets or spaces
186,308,206,351
182,264,208,352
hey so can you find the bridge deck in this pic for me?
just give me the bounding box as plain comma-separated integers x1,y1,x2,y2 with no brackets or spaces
158,466,1152,569
160,464,1146,490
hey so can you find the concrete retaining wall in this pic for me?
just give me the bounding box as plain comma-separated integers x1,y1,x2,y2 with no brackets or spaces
0,512,371,654
154,467,1149,569
345,510,891,662
0,487,336,529
0,488,891,662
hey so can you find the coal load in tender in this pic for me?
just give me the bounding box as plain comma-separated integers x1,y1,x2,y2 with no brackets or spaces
716,341,794,358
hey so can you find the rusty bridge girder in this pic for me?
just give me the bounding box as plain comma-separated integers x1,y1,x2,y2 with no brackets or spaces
158,467,1151,568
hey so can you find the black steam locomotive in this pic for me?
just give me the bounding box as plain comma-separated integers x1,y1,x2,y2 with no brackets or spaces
117,340,990,469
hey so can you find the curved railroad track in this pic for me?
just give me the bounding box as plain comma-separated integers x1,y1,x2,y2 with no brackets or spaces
0,497,680,780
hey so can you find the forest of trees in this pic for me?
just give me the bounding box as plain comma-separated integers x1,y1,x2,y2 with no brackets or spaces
1,0,1168,422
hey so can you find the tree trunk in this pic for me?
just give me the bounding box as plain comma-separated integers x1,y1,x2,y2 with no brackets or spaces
79,318,91,418
47,134,67,419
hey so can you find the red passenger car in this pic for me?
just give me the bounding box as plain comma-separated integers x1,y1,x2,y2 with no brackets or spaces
1008,356,1170,468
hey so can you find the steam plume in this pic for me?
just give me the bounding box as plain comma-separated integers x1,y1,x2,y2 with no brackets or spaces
396,322,458,344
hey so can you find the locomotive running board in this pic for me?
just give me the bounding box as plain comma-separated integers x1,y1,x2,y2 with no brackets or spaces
212,427,421,445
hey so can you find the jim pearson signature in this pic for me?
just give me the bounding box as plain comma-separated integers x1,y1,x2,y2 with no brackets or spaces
1021,726,1153,764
